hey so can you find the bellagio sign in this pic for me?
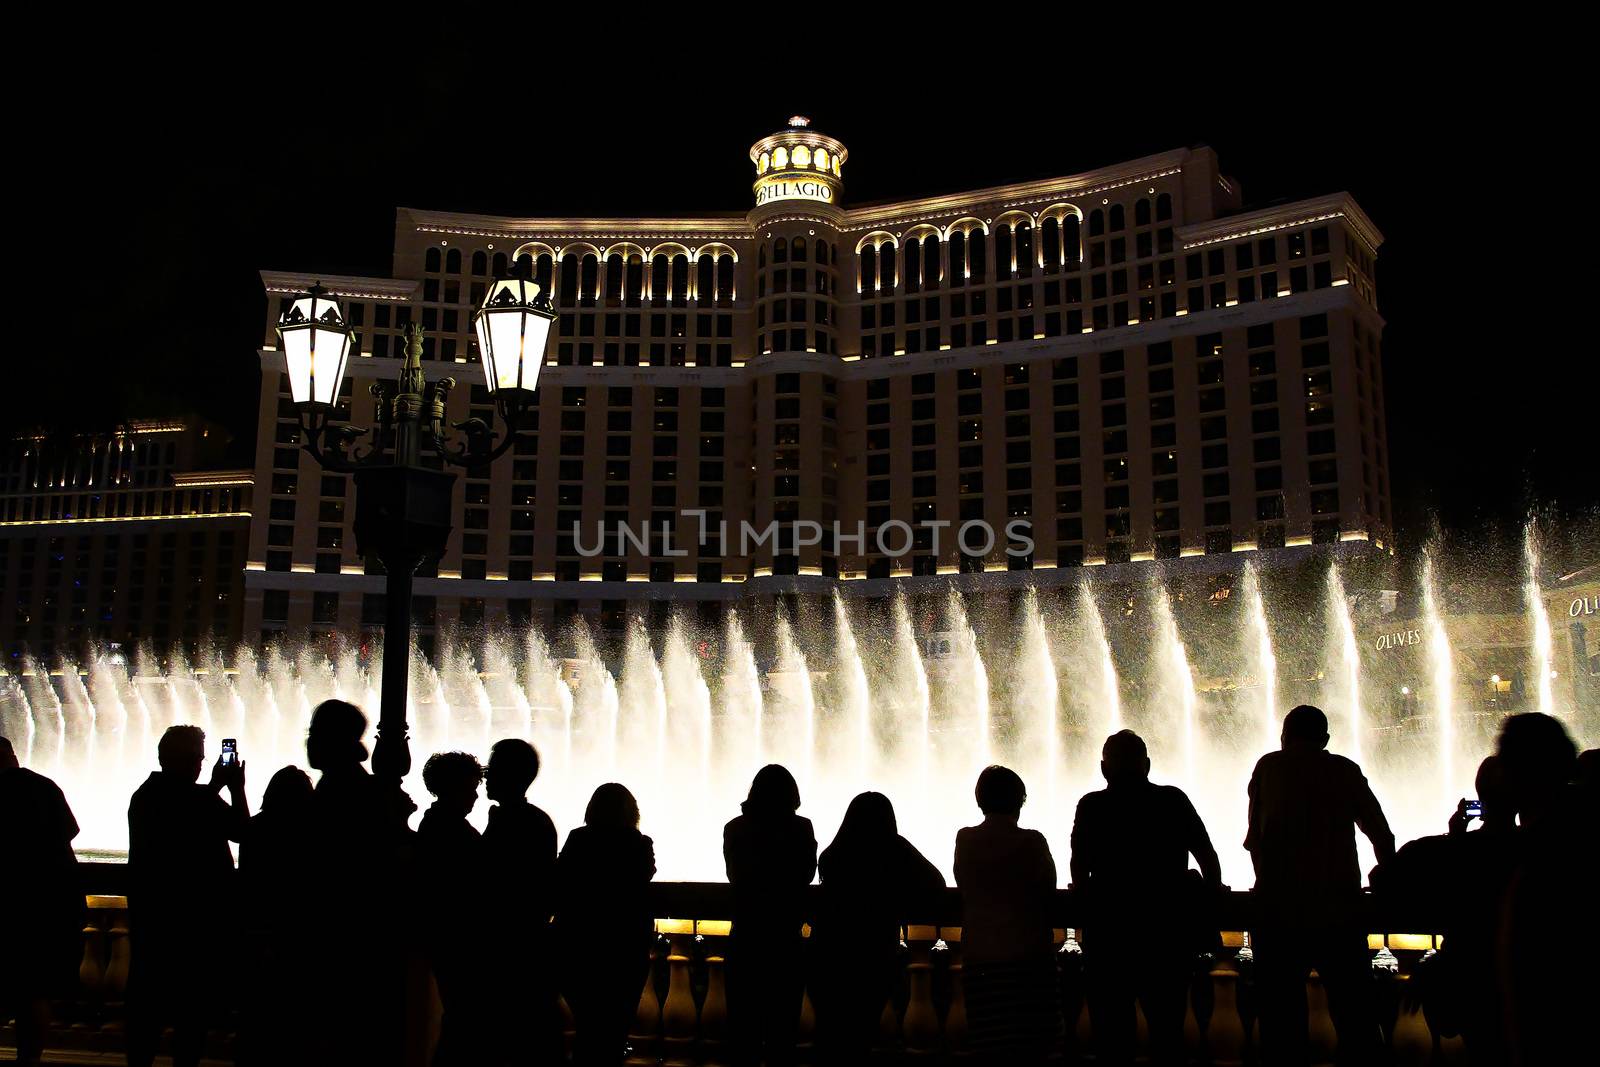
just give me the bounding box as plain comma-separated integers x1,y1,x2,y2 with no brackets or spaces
754,175,837,206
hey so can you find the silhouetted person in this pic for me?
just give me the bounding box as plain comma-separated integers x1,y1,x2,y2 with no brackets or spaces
481,738,562,1065
299,699,415,1067
723,764,818,1067
954,765,1061,1067
1245,704,1394,1066
1071,729,1221,1066
555,783,656,1067
1374,755,1517,1066
1495,712,1591,1066
126,725,248,1067
0,736,83,1067
812,791,946,1065
237,766,313,1067
416,751,489,1066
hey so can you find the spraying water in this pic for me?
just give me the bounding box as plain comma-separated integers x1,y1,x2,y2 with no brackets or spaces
1524,527,1557,719
1241,562,1280,754
1421,553,1457,795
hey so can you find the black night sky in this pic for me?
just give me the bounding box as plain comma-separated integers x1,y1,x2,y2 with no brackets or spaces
16,38,1595,572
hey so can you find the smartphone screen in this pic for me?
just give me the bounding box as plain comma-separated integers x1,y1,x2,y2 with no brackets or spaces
1464,799,1483,818
221,738,238,766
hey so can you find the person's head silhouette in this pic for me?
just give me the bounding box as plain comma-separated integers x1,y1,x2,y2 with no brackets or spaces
584,782,641,830
834,790,897,846
1281,704,1330,752
975,764,1027,820
306,699,368,773
0,735,17,772
1496,712,1577,825
422,751,483,820
1473,755,1512,826
742,763,801,817
158,725,207,783
1101,729,1151,788
263,766,314,814
485,738,540,805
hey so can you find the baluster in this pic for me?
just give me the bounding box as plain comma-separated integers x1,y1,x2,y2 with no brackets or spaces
79,913,105,1000
102,906,131,1001
626,933,665,1066
558,991,576,1063
699,951,729,1067
944,944,968,1059
1186,951,1216,1060
1207,952,1247,1066
1387,942,1430,1067
902,932,940,1056
1234,931,1260,1061
1306,969,1338,1061
661,935,698,1066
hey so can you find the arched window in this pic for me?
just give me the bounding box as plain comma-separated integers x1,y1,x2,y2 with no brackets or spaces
1015,220,1034,277
535,253,554,293
1089,209,1104,237
1063,215,1081,265
790,236,807,262
905,239,922,294
774,240,788,264
671,255,689,307
759,245,767,269
815,238,827,264
624,255,644,307
969,231,987,283
425,247,442,272
651,256,670,303
471,250,488,276
996,225,1014,277
515,252,533,279
860,245,877,293
949,230,967,287
605,255,624,304
697,256,714,303
445,248,462,273
1109,204,1125,232
1042,218,1061,272
921,235,939,289
493,252,508,276
1156,193,1172,222
879,242,896,290
717,255,735,304
580,254,599,307
1135,199,1151,226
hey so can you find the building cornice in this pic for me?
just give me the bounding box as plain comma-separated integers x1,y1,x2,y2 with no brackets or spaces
401,207,756,244
1178,192,1384,252
259,271,418,301
837,149,1194,231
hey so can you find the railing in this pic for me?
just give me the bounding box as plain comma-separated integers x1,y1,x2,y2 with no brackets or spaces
9,863,1460,1065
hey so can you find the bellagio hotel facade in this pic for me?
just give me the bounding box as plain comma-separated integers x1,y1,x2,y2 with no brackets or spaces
245,119,1389,644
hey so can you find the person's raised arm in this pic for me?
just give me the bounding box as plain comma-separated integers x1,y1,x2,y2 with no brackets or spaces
1244,759,1264,880
1354,768,1396,865
1069,797,1092,888
1182,792,1223,889
211,758,250,842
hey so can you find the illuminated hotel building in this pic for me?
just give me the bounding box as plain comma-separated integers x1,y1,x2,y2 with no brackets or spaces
245,119,1389,644
1,418,254,662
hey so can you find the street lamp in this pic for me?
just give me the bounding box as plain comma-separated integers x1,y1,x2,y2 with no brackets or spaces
278,277,554,783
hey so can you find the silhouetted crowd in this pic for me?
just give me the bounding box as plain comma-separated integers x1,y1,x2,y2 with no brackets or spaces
2,701,1597,1067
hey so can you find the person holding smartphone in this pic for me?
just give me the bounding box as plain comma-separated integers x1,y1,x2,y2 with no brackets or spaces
126,725,249,1067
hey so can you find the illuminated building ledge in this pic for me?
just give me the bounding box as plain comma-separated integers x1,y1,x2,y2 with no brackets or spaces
260,270,418,302
1180,192,1384,255
240,541,1380,603
0,511,252,528
172,469,255,488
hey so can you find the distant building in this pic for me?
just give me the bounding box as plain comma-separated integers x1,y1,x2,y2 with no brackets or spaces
0,418,252,663
248,120,1389,646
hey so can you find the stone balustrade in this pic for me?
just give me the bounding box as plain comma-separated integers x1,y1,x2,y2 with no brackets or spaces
1,864,1464,1065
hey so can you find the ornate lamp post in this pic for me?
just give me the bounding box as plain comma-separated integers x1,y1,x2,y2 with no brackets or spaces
277,275,555,782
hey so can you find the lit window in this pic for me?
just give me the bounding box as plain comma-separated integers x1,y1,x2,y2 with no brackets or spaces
793,145,811,167
773,146,788,169
758,152,770,174
814,148,828,171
